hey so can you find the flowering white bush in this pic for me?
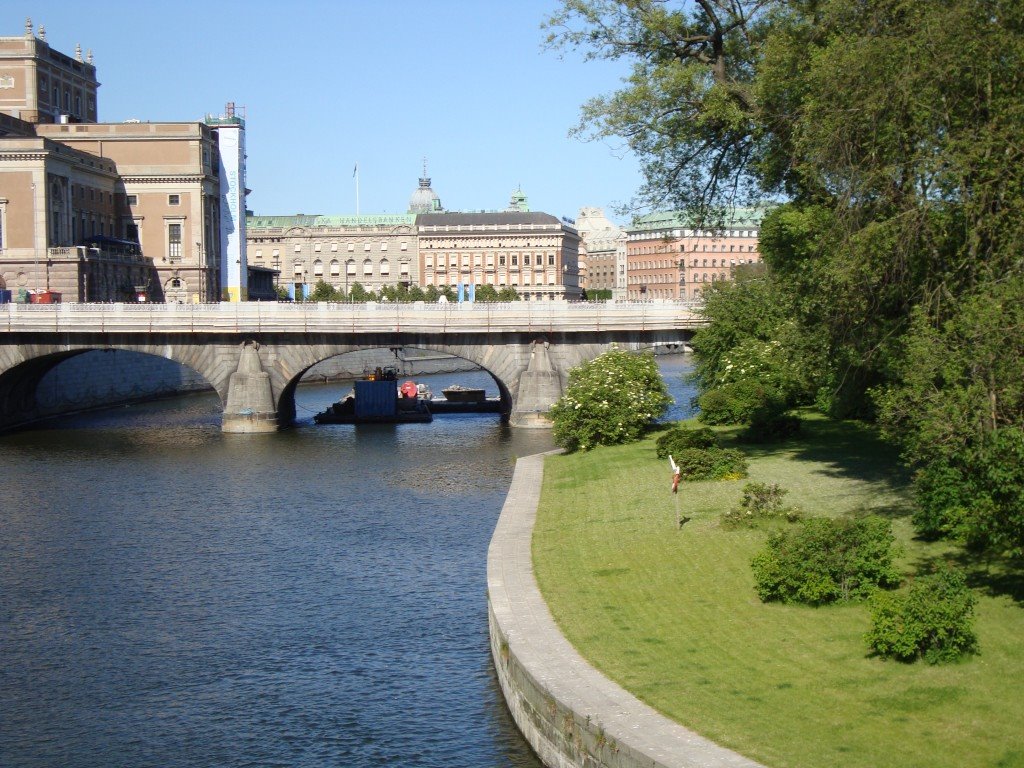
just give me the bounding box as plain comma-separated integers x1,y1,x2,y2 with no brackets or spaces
550,348,672,452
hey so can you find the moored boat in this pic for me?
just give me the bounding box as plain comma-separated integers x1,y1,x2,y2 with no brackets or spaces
441,384,486,403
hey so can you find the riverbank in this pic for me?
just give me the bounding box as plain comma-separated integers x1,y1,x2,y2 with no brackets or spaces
487,451,762,768
529,414,1024,768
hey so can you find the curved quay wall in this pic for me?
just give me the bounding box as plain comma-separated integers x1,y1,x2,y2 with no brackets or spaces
487,452,766,768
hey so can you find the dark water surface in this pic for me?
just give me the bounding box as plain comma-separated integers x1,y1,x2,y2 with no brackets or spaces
0,356,695,767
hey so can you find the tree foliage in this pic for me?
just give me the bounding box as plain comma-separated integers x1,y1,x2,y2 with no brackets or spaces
554,0,1024,553
550,348,672,451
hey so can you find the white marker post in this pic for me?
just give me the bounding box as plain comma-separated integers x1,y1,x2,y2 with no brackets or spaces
669,454,681,528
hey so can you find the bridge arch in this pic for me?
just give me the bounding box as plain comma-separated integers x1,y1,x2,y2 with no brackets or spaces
271,343,521,427
0,343,229,433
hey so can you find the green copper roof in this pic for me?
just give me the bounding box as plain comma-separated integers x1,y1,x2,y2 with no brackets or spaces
630,206,769,232
247,214,416,229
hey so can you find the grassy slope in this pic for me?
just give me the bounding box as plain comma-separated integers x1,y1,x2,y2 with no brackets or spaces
533,415,1024,768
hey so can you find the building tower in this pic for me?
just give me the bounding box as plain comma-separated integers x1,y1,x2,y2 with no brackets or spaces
407,158,443,214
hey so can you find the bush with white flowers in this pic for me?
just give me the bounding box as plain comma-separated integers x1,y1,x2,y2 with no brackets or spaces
549,348,672,452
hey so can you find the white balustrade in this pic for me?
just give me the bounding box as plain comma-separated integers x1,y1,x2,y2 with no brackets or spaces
0,301,706,335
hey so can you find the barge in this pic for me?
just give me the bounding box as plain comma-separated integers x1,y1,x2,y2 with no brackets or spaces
314,367,432,424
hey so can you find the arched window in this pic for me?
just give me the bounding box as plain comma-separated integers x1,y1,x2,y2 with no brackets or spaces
313,260,323,276
330,260,340,276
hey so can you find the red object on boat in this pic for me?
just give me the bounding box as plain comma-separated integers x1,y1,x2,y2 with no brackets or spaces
400,380,419,399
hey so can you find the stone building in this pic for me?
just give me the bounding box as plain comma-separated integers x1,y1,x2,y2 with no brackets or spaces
248,181,583,301
0,20,246,303
625,209,765,300
575,207,626,298
245,214,418,299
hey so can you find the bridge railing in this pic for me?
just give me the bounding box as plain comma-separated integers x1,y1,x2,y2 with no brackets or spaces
0,300,707,335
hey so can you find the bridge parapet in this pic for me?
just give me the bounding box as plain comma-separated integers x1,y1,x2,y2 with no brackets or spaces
0,301,706,335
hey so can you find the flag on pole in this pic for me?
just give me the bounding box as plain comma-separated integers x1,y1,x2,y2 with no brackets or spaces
669,455,681,493
352,163,358,178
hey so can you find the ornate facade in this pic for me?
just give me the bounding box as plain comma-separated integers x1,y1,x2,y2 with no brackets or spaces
246,214,417,298
626,210,764,300
0,20,245,303
575,207,626,298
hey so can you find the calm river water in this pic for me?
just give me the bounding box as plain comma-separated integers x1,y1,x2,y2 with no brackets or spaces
0,355,695,768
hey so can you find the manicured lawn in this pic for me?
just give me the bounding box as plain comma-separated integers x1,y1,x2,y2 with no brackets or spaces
533,414,1024,768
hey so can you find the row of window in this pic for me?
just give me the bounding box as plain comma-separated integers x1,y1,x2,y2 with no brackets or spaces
289,259,411,278
38,75,94,120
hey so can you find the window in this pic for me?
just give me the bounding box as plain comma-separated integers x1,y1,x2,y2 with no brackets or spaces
362,259,373,275
272,249,280,258
330,260,340,276
347,243,355,252
363,243,371,251
313,260,323,276
381,242,388,251
294,244,302,253
380,259,390,275
346,260,356,275
400,242,408,251
400,262,409,276
314,243,322,252
126,194,138,206
548,254,555,265
293,262,304,275
168,194,180,206
331,243,338,252
167,222,183,261
524,255,531,266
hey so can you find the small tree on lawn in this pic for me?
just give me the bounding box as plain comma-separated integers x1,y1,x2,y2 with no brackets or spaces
550,347,672,452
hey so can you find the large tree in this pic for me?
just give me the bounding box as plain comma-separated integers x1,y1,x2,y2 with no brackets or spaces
552,0,1024,552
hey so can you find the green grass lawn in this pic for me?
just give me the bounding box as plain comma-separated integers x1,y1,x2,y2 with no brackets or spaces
533,414,1024,768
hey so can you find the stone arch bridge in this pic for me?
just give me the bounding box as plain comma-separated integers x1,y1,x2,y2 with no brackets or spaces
0,302,704,433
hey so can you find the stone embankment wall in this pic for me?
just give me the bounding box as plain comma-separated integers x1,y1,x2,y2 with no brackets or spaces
488,452,765,768
36,350,211,414
31,348,476,418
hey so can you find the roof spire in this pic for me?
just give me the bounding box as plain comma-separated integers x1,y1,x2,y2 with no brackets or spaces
25,17,33,37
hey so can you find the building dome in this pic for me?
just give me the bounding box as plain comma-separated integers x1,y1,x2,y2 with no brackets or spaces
408,159,443,214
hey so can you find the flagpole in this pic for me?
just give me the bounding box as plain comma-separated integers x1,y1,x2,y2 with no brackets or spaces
354,162,360,216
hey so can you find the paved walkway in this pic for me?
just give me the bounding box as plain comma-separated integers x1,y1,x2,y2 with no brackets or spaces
488,451,766,768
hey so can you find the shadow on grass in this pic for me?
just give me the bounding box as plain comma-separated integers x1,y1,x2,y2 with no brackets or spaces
721,413,912,490
912,549,1024,606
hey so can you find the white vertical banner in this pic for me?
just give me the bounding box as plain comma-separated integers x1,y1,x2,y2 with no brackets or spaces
218,123,248,301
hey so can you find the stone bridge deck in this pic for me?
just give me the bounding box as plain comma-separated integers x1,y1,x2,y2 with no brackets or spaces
0,301,705,433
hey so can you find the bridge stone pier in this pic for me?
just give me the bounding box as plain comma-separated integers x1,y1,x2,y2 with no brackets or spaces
0,302,704,434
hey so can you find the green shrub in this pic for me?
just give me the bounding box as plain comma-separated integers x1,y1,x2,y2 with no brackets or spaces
739,412,802,443
550,348,672,452
751,516,902,605
865,567,978,664
697,380,785,425
673,447,748,481
655,425,717,459
721,482,802,528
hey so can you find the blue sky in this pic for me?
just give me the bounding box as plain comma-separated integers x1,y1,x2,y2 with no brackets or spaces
14,1,644,224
